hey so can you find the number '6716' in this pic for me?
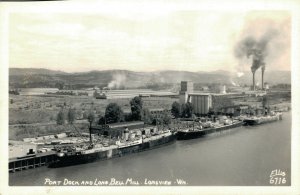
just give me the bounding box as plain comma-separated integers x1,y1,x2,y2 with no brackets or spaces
270,177,286,185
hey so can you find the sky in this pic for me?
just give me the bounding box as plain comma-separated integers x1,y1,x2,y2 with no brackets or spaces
9,4,291,73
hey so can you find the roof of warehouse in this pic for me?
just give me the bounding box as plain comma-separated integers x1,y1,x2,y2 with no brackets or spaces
188,92,241,96
92,124,155,131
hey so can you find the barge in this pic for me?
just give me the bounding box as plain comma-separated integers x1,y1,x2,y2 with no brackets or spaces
177,119,244,140
243,112,283,126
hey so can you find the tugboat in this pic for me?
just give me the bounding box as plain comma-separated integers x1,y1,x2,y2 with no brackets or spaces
177,117,244,140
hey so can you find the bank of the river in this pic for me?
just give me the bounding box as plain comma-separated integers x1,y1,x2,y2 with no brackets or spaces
9,111,291,186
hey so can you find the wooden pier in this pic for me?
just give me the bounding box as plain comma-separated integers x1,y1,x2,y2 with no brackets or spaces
9,151,58,173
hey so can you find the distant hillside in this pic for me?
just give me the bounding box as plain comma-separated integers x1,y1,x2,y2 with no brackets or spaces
9,68,291,89
153,70,232,83
233,71,291,86
9,68,66,76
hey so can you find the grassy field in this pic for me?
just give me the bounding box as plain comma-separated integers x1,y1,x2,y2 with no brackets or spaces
9,94,176,140
9,123,89,140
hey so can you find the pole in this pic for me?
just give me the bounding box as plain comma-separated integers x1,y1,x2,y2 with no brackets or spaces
89,121,92,145
261,70,264,89
253,72,255,91
193,118,194,131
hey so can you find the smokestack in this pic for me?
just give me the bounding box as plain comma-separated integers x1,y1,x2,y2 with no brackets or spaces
252,72,255,91
261,65,265,90
251,66,256,91
234,30,280,92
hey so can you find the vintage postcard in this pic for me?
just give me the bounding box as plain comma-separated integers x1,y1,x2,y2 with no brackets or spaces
0,0,299,194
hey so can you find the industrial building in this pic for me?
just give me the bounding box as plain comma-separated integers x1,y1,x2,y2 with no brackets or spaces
179,81,214,115
187,93,212,114
179,81,245,115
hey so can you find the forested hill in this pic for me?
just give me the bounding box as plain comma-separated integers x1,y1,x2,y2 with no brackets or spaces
9,68,291,89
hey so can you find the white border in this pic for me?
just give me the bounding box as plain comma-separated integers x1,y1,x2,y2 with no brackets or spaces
1,0,299,194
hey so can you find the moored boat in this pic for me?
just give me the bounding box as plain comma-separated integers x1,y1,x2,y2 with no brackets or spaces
243,112,282,126
177,119,244,140
49,129,176,168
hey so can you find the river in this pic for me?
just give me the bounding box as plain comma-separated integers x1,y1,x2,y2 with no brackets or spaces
9,111,291,186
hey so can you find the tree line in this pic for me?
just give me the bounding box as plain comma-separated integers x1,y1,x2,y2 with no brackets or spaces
171,101,194,118
56,96,172,126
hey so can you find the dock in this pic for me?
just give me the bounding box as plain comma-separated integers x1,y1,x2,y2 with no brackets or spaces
9,151,58,173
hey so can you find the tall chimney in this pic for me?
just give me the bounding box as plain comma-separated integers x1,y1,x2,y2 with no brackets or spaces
252,72,255,91
261,66,265,90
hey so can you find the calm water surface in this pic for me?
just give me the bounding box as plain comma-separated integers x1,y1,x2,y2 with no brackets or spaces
10,112,291,186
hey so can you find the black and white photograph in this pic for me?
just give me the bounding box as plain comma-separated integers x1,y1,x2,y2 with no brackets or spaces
0,0,299,194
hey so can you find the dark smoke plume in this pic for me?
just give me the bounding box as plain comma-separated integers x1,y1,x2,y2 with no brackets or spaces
234,28,280,90
234,29,278,74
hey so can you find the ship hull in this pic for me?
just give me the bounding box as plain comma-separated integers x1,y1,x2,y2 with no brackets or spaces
49,134,176,168
177,121,244,140
243,113,282,126
243,118,281,126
